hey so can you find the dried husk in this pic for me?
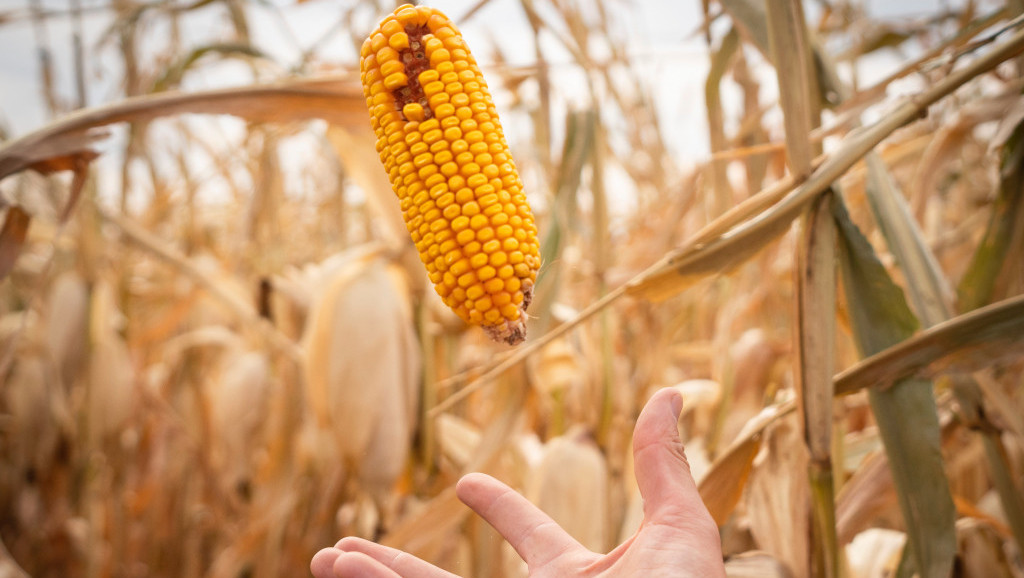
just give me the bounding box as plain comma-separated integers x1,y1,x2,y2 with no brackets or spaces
845,528,905,578
526,428,609,553
745,413,810,578
45,271,89,388
956,518,1018,578
87,279,135,445
208,350,271,492
302,252,420,501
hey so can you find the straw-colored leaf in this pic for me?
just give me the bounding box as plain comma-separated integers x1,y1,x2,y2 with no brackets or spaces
718,0,841,105
834,293,1024,395
326,124,409,250
764,4,838,565
626,25,1024,303
386,382,527,564
909,94,1019,221
705,27,740,216
380,486,468,569
0,79,366,182
765,0,817,176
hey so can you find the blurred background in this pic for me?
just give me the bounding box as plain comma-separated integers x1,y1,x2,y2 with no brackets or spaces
1,0,1022,576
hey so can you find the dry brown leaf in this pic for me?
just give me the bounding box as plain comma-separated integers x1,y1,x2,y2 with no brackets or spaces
0,130,106,181
387,380,527,567
158,325,246,363
698,434,761,527
698,401,793,527
0,207,31,280
834,293,1024,395
836,452,899,544
0,79,366,182
956,518,1017,578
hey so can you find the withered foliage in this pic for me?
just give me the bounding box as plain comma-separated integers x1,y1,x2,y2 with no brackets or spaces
1,1,1022,577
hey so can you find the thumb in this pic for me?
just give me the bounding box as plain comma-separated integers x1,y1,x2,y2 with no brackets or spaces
631,388,714,530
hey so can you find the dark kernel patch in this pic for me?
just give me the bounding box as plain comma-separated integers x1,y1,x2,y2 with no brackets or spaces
394,25,433,121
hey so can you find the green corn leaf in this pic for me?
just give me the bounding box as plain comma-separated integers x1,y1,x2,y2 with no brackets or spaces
832,194,956,578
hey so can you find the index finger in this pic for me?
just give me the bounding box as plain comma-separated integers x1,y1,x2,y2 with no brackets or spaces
456,473,583,568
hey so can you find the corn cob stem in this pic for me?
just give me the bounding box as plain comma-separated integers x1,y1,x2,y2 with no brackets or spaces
360,4,541,345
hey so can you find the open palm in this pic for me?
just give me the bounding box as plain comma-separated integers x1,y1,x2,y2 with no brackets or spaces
311,388,725,577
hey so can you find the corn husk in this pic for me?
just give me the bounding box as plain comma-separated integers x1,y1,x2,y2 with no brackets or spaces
745,413,810,578
87,279,134,444
845,529,905,578
208,350,270,489
527,428,609,553
45,271,88,388
302,252,420,497
956,518,1018,578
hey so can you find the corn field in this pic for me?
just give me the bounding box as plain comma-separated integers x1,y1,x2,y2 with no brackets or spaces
1,0,1023,576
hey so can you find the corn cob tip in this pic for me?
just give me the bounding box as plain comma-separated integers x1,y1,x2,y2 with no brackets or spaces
482,279,533,345
483,318,526,345
361,4,541,345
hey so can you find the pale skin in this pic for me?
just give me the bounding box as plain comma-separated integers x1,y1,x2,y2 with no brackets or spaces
311,388,726,577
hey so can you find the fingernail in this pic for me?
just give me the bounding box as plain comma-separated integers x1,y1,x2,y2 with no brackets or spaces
670,391,683,420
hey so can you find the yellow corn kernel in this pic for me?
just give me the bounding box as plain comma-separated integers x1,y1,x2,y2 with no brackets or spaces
361,4,540,345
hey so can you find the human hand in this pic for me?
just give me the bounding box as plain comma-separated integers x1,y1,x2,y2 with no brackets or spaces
310,388,725,577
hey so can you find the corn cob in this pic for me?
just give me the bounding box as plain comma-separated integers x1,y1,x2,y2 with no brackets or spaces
360,4,541,345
